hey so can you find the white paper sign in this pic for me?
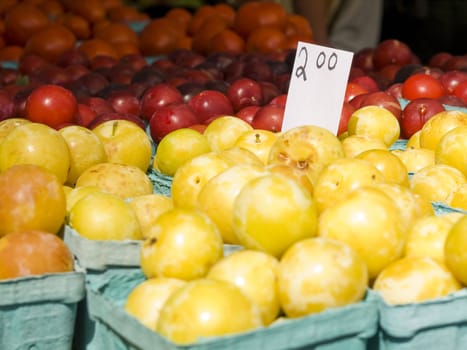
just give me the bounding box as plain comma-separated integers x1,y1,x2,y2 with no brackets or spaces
282,42,354,134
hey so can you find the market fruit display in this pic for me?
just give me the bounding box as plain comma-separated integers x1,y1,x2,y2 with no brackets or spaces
1,0,467,347
0,32,463,141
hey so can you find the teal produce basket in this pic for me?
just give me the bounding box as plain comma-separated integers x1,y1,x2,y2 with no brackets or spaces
64,225,144,350
371,289,467,350
64,225,142,271
432,201,467,216
147,167,173,197
83,268,378,350
64,225,242,349
0,271,85,350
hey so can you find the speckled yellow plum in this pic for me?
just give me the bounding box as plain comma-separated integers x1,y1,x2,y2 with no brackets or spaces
197,164,266,244
313,157,385,213
267,125,344,185
140,208,223,280
373,256,461,305
69,191,142,241
207,249,280,325
318,186,405,279
124,277,186,331
277,237,368,318
233,173,318,258
156,279,263,344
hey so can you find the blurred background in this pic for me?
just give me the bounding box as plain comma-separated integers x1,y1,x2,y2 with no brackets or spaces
135,0,467,64
380,0,467,62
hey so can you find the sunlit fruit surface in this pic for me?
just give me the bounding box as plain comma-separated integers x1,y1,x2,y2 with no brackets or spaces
233,173,318,258
76,162,153,199
197,163,266,244
207,249,280,325
140,208,223,281
124,277,187,331
373,256,461,305
444,215,467,285
267,125,344,185
0,164,66,236
318,186,405,279
277,237,368,318
69,191,142,241
0,230,74,280
0,122,71,184
154,128,211,177
156,278,263,345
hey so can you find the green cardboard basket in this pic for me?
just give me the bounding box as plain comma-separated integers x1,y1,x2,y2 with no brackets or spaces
147,167,173,197
82,269,378,350
432,201,467,216
64,225,142,271
64,225,144,350
64,225,243,349
371,289,467,350
388,139,408,151
0,272,85,350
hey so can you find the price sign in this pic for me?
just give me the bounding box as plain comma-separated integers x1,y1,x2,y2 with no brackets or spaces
282,42,354,134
